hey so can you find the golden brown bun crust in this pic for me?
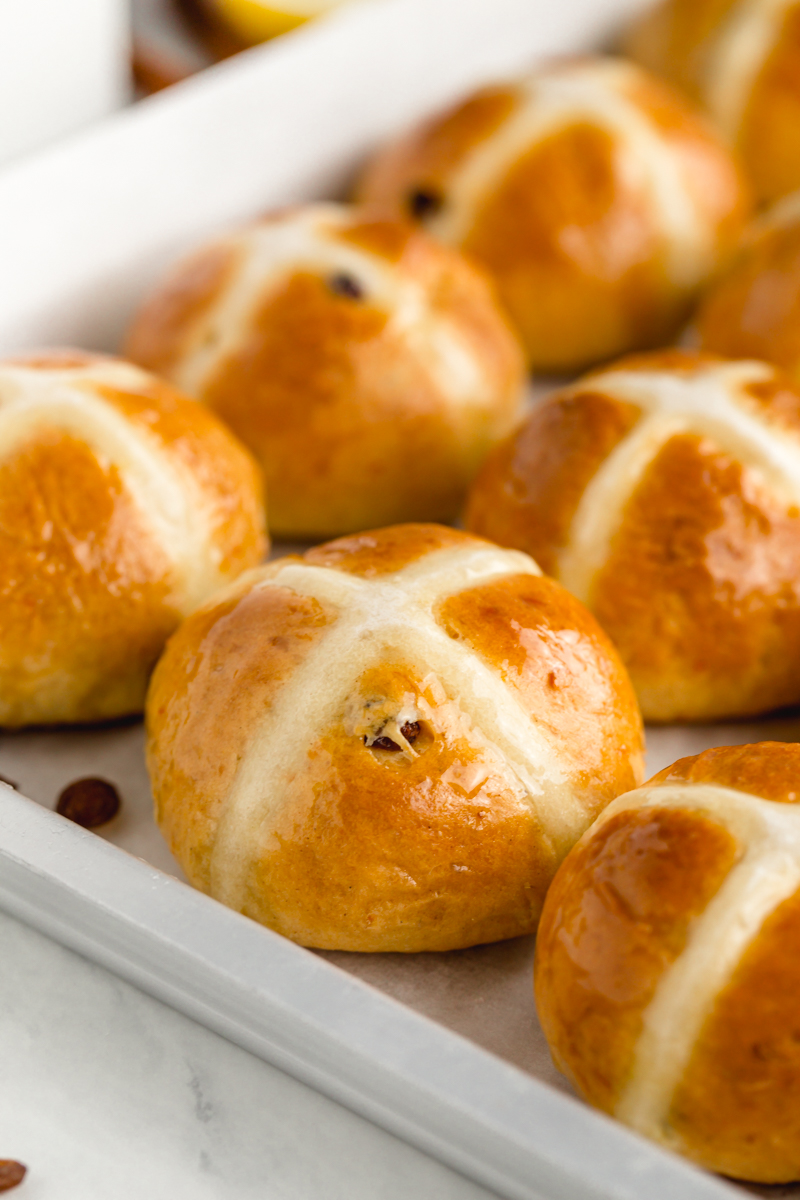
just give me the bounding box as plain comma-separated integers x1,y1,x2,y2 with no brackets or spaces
467,350,800,722
535,805,739,1110
697,209,800,380
147,524,643,952
625,0,800,204
125,208,524,540
651,740,800,801
356,86,521,207
435,574,640,819
535,742,800,1182
149,579,335,889
466,387,642,577
738,5,800,204
0,352,267,726
358,60,751,372
1,430,175,726
670,882,800,1180
303,522,468,577
623,0,738,98
122,242,243,379
590,428,800,721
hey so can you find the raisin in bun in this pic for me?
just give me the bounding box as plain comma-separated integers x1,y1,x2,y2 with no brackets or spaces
467,350,800,723
697,194,800,379
357,57,750,373
536,741,800,1183
146,524,644,952
625,0,800,205
125,204,524,540
0,352,266,727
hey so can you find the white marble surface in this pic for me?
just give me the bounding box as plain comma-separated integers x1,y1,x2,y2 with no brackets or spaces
0,909,503,1199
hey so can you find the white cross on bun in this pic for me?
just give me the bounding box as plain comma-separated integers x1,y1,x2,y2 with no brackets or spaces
467,349,800,723
124,203,525,541
146,524,644,952
357,57,751,373
625,0,800,205
0,352,266,727
535,741,800,1183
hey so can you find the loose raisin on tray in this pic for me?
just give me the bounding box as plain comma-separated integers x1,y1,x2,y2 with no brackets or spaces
56,778,120,828
0,1161,26,1191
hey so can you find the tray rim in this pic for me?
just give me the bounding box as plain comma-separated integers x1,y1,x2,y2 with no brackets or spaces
0,0,747,1194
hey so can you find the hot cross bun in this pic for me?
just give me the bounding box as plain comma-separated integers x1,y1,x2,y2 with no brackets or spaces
466,350,800,722
698,194,800,379
146,524,644,952
535,741,800,1183
0,352,266,727
626,0,800,204
125,204,525,540
357,57,750,373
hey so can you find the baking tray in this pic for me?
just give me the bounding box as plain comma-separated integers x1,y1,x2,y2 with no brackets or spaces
0,1,789,1196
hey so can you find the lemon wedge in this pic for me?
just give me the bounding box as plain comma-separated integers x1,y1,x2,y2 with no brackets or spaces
208,0,353,42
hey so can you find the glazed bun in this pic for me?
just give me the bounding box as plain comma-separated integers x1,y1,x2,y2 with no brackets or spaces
357,57,751,373
536,741,800,1183
698,194,800,379
146,524,644,952
125,204,524,540
626,0,800,204
466,350,800,723
0,352,266,727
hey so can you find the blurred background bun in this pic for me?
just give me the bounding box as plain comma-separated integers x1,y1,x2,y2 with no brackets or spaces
697,194,800,379
126,203,525,540
625,0,800,205
358,57,751,373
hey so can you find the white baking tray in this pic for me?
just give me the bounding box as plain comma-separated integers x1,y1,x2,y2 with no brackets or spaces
0,2,791,1196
